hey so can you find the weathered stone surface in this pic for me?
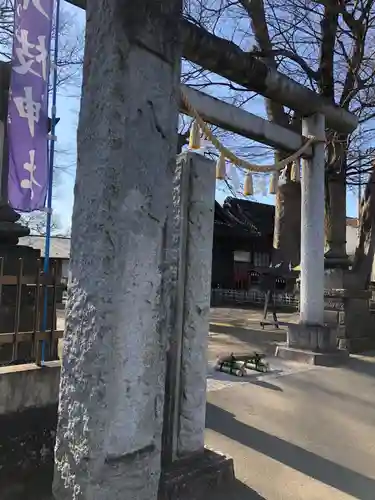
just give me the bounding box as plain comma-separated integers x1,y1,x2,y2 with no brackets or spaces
161,153,190,463
324,268,347,290
276,322,349,365
162,153,215,462
300,114,325,325
287,322,337,351
158,448,234,500
176,153,215,457
275,344,349,366
323,272,375,353
340,296,375,352
53,1,182,499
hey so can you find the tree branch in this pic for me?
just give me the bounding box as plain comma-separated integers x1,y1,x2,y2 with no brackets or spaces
248,48,320,81
180,18,356,133
319,3,339,100
339,8,369,108
238,0,289,128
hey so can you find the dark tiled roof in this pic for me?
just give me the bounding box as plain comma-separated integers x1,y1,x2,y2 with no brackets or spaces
215,198,274,237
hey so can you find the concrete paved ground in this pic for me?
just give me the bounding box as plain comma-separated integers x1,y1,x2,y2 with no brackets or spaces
206,308,375,500
58,306,375,499
208,307,295,361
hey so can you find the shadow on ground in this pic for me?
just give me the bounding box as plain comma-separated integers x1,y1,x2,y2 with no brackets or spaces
250,379,283,391
206,403,375,500
213,479,266,499
345,352,375,377
209,323,287,357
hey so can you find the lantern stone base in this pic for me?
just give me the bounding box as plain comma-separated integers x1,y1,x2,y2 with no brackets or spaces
275,323,349,366
0,204,29,246
338,337,375,353
323,281,375,354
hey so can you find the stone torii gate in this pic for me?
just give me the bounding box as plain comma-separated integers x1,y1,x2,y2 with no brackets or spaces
53,1,357,499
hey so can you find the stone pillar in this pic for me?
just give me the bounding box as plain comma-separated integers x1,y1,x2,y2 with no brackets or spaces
53,1,182,499
159,152,234,499
300,114,325,325
177,152,215,457
162,152,215,462
276,115,348,365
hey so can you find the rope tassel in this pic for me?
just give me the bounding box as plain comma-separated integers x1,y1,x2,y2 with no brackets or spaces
216,153,226,180
291,160,301,182
243,172,253,196
189,121,201,150
269,172,278,195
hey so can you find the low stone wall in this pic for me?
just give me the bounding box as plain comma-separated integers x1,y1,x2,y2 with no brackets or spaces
0,361,60,500
324,288,375,353
0,360,234,500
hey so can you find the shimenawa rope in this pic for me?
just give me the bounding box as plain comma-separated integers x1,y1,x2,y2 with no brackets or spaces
180,87,318,174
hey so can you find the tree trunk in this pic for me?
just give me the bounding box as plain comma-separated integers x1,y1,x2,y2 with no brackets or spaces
271,117,302,267
325,174,347,261
241,0,301,267
273,165,301,266
352,169,375,289
324,138,348,265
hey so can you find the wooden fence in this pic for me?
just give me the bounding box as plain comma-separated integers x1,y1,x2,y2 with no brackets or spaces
0,257,64,366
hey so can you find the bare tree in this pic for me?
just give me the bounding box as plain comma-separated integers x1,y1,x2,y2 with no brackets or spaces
182,0,375,278
19,211,61,235
0,0,83,88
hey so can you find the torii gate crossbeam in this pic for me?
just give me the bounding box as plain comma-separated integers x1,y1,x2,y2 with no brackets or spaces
66,0,357,134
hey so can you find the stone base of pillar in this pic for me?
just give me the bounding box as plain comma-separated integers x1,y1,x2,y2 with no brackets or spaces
275,323,349,366
276,344,349,366
338,337,375,353
324,286,375,354
158,448,234,500
324,253,350,271
324,267,359,290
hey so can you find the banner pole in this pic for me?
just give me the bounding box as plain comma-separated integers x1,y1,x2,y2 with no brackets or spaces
42,0,61,363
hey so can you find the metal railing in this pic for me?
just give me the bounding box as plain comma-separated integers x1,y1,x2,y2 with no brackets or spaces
0,257,64,366
211,287,375,316
211,287,299,308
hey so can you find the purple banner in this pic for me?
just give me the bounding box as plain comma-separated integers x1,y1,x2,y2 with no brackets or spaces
7,0,54,212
